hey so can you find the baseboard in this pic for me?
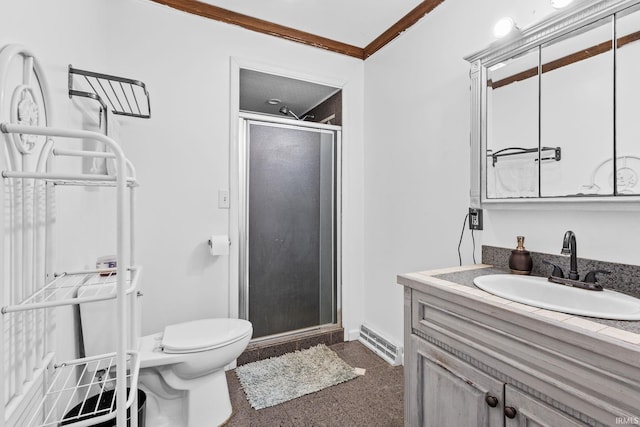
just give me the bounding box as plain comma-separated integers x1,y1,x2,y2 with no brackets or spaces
346,328,361,341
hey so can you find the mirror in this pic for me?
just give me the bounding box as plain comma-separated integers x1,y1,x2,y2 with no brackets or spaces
615,5,640,195
540,17,613,197
467,0,640,203
486,48,540,198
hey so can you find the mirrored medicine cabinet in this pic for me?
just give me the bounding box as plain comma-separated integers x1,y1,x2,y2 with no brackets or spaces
466,0,640,205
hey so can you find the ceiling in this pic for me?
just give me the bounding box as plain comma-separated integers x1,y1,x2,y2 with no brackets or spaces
199,0,425,48
239,69,339,116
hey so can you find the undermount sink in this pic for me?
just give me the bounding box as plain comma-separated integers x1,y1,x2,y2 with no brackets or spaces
473,274,640,320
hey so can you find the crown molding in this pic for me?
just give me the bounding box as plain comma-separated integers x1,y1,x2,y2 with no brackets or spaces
150,0,444,60
151,0,365,59
363,0,445,59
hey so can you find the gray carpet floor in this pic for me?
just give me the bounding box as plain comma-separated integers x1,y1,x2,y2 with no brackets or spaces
225,341,403,426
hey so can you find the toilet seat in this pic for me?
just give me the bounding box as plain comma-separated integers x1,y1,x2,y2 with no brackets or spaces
162,318,252,354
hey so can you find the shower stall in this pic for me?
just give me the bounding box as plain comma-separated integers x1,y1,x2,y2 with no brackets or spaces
238,114,341,339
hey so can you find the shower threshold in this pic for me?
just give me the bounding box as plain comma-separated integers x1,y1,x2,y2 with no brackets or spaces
238,324,343,365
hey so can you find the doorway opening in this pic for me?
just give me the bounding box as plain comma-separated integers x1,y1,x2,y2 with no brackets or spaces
237,69,342,340
239,68,342,125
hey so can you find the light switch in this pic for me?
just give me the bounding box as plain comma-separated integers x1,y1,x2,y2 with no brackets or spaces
218,189,230,209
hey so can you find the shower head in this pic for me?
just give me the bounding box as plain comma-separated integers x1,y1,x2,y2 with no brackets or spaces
279,105,300,120
278,105,315,121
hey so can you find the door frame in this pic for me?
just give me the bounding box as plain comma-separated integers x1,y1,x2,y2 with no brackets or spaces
237,114,342,336
228,57,348,337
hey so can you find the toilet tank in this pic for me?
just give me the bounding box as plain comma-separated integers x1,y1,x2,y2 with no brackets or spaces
78,280,141,357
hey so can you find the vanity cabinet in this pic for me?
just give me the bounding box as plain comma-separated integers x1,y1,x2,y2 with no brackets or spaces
412,337,583,427
400,272,640,427
504,386,586,427
412,337,503,426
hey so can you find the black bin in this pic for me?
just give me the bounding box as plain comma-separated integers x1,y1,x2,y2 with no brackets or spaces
61,389,146,427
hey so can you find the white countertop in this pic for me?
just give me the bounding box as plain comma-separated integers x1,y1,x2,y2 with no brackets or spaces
399,264,640,347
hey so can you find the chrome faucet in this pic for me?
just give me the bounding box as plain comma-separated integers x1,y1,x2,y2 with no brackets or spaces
561,230,579,280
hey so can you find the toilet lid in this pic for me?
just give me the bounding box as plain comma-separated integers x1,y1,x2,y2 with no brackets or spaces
162,318,252,354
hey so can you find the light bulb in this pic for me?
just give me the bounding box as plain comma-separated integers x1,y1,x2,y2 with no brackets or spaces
493,17,516,38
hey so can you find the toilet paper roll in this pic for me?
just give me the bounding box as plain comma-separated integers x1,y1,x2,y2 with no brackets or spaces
209,235,230,256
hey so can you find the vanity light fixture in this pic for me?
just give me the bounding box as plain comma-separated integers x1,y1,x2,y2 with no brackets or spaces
493,17,518,38
551,0,574,9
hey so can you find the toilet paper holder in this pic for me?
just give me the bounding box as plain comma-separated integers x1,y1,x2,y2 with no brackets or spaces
207,238,231,247
207,235,231,256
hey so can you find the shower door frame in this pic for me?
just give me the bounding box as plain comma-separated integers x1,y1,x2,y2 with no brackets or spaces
237,112,342,340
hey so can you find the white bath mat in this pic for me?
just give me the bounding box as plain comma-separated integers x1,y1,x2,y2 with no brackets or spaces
235,344,358,409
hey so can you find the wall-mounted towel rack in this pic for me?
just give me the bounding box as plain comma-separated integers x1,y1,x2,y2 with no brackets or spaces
68,66,151,121
488,146,561,167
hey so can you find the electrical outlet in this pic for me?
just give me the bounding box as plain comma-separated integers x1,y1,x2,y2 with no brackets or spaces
469,207,483,230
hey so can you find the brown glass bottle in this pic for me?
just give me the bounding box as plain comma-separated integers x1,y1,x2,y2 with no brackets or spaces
509,236,533,275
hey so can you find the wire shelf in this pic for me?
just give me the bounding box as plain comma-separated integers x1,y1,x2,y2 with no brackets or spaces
1,267,141,314
1,171,137,187
68,66,151,119
48,179,138,188
25,351,140,427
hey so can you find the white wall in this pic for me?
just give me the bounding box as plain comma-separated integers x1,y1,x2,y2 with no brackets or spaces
361,0,640,349
3,0,365,357
104,0,366,337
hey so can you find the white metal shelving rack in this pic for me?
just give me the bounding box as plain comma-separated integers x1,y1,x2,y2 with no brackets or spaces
0,45,141,427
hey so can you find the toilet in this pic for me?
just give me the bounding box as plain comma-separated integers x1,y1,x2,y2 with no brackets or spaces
79,287,252,427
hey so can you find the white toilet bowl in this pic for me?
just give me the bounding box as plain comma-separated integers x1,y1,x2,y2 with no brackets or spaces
79,287,252,427
137,318,253,427
79,282,253,427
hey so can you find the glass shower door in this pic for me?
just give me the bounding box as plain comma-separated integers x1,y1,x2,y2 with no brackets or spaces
241,119,338,339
